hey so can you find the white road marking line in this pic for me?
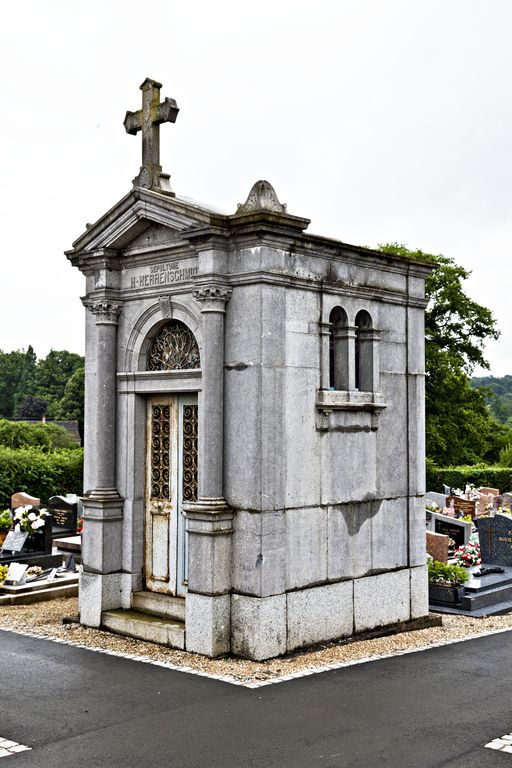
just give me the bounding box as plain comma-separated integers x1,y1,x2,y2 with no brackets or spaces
1,624,512,688
0,737,31,758
485,733,512,753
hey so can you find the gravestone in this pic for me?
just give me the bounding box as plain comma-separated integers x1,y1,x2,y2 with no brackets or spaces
426,511,471,548
426,492,447,508
11,492,40,509
446,496,476,519
493,495,504,509
475,493,494,516
443,485,451,496
501,493,512,509
48,495,78,538
426,531,449,563
478,487,499,497
478,513,512,566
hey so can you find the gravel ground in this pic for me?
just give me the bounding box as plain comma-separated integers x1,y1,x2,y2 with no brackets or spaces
1,598,512,684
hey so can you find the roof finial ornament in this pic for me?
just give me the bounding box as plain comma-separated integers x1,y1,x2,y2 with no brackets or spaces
123,78,179,194
235,180,287,215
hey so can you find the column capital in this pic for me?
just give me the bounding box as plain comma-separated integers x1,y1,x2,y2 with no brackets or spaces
193,284,232,313
82,297,122,324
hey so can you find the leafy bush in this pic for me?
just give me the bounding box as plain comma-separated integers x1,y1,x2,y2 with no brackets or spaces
426,463,512,494
0,509,12,531
0,419,78,451
499,444,512,468
0,446,83,508
428,560,469,586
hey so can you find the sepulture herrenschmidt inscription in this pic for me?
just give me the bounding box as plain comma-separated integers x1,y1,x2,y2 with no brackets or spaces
68,77,433,660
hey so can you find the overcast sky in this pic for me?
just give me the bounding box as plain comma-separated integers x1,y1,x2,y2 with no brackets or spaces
1,0,511,375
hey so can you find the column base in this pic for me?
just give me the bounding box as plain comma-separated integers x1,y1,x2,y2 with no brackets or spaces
183,497,233,595
81,494,124,574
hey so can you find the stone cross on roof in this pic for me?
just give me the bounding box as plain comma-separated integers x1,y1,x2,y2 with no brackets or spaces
123,78,179,194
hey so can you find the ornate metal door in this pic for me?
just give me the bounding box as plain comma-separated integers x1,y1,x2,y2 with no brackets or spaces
145,394,198,596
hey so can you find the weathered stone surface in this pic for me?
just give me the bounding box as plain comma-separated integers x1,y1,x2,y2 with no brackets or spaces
426,530,449,563
231,594,286,660
287,581,354,651
353,569,411,632
185,594,230,657
410,564,429,619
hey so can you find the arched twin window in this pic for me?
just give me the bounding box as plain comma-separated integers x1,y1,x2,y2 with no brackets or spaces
329,307,376,392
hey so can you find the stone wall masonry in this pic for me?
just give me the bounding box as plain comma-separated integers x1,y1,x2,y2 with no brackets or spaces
410,564,428,619
231,593,287,660
287,581,354,652
320,429,378,505
285,507,328,590
353,569,411,632
376,373,408,498
231,509,286,597
370,498,408,571
230,566,421,658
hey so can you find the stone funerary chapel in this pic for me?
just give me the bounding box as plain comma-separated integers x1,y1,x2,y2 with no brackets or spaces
67,78,431,660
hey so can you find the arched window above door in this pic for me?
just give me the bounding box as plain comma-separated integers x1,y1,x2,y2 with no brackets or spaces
147,320,201,371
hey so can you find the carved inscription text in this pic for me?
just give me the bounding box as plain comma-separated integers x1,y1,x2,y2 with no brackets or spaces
129,261,198,290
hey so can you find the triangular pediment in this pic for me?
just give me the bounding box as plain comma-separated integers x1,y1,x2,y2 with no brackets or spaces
69,188,221,256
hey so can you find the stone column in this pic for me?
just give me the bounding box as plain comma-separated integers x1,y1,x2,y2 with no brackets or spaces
80,297,124,627
183,284,233,657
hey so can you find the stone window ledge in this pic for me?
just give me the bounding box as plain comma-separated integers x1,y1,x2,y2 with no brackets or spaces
316,389,386,412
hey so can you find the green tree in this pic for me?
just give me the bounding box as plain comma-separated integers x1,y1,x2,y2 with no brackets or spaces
379,244,502,466
0,348,37,418
15,395,48,420
35,350,84,417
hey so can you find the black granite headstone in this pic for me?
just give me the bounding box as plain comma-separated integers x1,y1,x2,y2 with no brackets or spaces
48,496,78,538
478,513,512,566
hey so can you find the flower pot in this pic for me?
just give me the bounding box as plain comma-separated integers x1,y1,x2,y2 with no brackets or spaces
429,584,465,605
0,531,7,547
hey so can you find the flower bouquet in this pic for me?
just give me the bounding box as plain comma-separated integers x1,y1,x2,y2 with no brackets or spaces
13,505,49,534
453,540,481,568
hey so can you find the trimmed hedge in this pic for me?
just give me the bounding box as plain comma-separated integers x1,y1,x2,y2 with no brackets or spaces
427,463,512,494
0,419,79,451
0,446,83,509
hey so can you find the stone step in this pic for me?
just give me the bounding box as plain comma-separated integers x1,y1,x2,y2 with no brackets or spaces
101,609,185,649
462,583,512,610
131,591,185,622
430,598,512,617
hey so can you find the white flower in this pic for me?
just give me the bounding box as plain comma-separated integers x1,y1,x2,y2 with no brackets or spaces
28,512,36,521
31,519,45,530
14,523,20,532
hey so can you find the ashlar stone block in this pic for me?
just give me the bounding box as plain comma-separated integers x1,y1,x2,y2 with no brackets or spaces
185,593,230,657
287,581,354,651
231,593,286,660
353,569,410,632
285,507,327,590
410,564,429,619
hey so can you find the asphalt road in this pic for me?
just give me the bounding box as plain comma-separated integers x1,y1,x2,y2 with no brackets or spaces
2,629,512,767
